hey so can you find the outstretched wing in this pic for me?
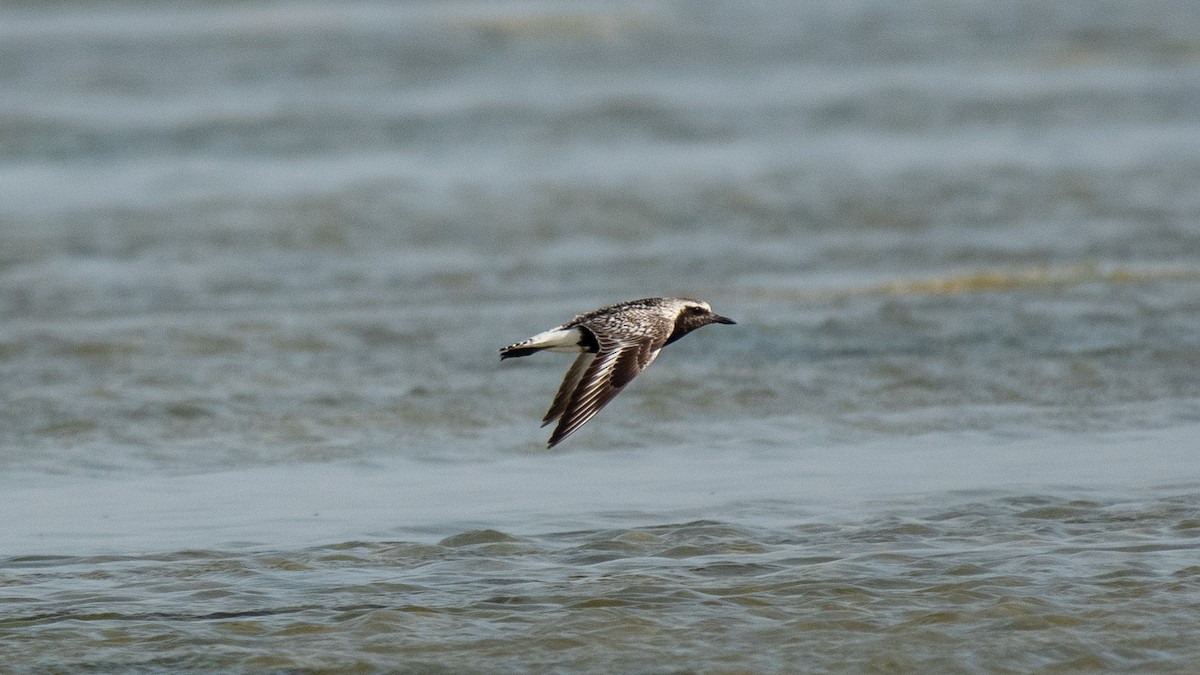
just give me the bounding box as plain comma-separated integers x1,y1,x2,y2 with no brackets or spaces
546,335,663,448
542,352,593,427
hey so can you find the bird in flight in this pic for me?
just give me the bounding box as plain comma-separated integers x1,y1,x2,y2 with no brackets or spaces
500,297,735,447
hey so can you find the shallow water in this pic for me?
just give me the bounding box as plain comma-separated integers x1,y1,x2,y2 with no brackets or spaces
3,0,1200,672
6,491,1200,673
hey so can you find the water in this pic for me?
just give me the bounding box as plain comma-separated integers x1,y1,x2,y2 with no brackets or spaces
3,0,1200,671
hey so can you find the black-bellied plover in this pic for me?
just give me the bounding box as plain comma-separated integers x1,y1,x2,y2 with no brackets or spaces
500,297,735,447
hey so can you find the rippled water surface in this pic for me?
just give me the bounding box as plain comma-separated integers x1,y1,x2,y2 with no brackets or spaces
2,0,1200,672
7,493,1200,673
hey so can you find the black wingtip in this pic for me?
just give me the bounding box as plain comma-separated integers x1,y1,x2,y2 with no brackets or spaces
546,423,568,448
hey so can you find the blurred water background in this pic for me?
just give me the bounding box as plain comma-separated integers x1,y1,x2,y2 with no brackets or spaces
3,1,1200,672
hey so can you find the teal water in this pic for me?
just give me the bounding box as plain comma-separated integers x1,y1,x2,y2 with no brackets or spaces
2,0,1200,671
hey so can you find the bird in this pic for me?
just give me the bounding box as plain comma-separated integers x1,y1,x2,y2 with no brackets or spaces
500,297,735,448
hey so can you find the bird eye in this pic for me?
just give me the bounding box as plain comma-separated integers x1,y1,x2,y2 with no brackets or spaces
689,306,706,314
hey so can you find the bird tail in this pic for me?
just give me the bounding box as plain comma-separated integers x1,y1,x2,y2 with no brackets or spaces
499,327,580,360
500,345,540,359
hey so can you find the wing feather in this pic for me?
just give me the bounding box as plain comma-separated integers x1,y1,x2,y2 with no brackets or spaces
542,352,593,427
547,338,662,447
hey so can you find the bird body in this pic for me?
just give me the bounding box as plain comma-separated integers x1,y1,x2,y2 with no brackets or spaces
501,297,735,447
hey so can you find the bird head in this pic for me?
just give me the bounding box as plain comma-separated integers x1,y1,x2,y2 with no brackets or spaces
666,299,736,344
